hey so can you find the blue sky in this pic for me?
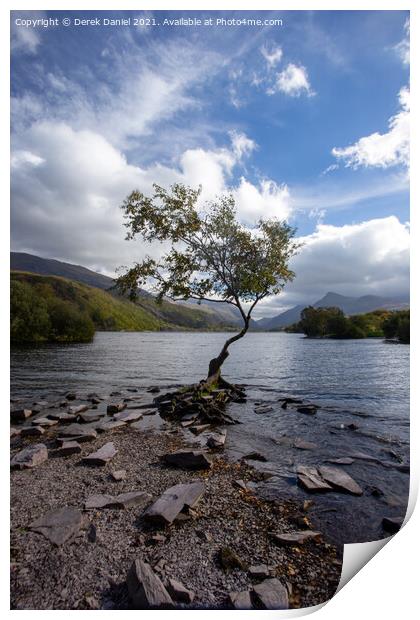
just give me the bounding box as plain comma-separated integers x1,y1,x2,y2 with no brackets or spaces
10,10,410,316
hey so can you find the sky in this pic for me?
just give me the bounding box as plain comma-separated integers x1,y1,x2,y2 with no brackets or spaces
10,10,410,317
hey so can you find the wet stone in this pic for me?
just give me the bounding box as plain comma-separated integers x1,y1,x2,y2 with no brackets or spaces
11,408,33,423
164,450,212,470
21,426,45,437
296,466,333,493
318,466,363,496
114,410,143,422
382,516,404,533
107,403,127,414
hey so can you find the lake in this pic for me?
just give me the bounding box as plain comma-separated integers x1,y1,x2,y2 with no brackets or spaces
11,331,410,544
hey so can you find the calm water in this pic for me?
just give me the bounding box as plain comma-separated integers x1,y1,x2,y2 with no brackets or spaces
11,332,410,544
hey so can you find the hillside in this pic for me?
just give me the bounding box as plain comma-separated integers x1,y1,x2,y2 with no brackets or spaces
10,252,239,329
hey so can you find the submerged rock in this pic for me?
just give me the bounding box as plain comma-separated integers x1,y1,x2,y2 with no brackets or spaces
207,430,227,449
11,443,48,470
126,559,174,608
107,403,127,414
114,410,143,422
144,481,205,525
326,458,355,465
318,466,363,495
296,466,332,493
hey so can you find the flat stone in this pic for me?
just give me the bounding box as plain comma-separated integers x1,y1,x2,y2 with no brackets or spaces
111,469,126,481
56,441,82,456
166,578,195,604
21,426,45,437
229,591,253,610
270,531,322,545
207,430,227,449
11,408,33,423
127,559,173,608
252,578,289,610
233,479,248,491
254,405,273,414
59,423,97,438
296,466,333,493
326,457,355,465
48,412,77,423
77,412,102,423
144,481,205,525
29,506,84,546
349,451,381,464
107,403,127,414
164,450,212,470
293,439,317,450
189,424,211,435
10,427,21,438
11,443,48,469
68,404,89,415
382,516,404,533
85,491,150,511
99,420,127,432
114,410,143,422
249,565,270,578
83,442,117,466
31,417,58,427
318,466,363,495
57,431,97,444
85,494,116,509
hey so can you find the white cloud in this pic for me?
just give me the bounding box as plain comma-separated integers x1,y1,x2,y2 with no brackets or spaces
394,19,410,66
11,123,291,274
252,215,410,317
269,63,314,97
332,87,410,169
11,12,45,54
261,44,283,67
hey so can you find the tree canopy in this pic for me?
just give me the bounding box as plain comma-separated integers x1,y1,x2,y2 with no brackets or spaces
117,183,300,383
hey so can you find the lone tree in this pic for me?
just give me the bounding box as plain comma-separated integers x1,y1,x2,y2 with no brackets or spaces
116,183,300,389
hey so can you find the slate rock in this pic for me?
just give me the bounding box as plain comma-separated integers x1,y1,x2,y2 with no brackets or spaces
293,439,317,450
297,406,318,415
65,393,77,401
144,481,205,525
207,430,227,449
85,490,152,510
99,420,127,432
249,565,270,579
243,451,267,462
270,530,322,545
83,442,117,466
21,426,45,437
48,412,77,423
31,417,58,427
11,408,33,423
166,578,195,604
127,559,173,608
164,450,212,470
68,404,89,415
229,591,253,610
11,443,48,469
56,441,82,456
296,466,333,493
189,424,211,435
59,424,97,439
29,507,84,546
77,412,102,423
382,516,404,533
114,410,143,422
318,466,363,495
252,578,289,609
107,403,127,414
326,457,355,465
111,469,126,481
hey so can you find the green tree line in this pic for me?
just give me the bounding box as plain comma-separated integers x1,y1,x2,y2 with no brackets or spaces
287,306,410,343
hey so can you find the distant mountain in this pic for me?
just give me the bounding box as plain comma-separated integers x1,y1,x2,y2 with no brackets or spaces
10,252,239,330
255,291,409,330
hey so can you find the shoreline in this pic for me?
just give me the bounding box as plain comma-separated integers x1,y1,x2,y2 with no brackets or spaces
10,388,342,610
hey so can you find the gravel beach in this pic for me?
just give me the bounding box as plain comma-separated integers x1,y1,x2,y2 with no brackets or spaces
10,390,343,610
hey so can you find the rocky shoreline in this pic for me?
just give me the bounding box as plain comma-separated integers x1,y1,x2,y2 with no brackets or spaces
10,386,345,610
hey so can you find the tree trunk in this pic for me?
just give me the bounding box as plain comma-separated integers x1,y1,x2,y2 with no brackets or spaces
205,320,250,387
